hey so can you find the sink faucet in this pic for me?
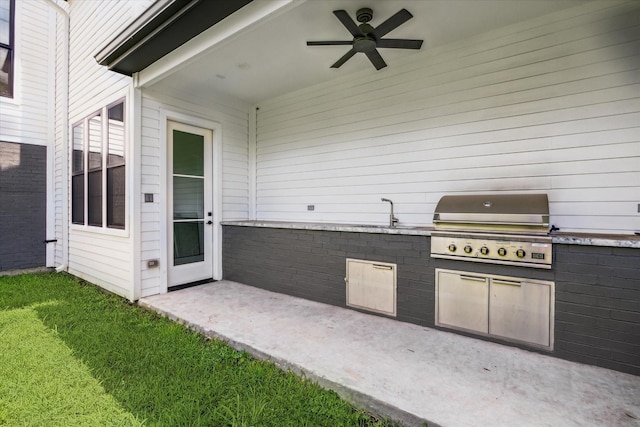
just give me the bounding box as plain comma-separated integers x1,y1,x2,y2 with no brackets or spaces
381,198,399,228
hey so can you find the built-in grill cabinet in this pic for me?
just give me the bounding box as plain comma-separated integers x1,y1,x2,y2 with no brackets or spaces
436,269,555,350
430,193,555,350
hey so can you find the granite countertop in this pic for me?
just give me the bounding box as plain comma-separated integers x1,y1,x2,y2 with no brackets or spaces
221,220,640,249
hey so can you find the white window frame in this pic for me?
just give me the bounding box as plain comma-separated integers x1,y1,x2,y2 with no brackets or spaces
70,97,128,236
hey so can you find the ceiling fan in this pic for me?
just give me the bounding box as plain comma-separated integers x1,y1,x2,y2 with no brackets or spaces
307,7,423,70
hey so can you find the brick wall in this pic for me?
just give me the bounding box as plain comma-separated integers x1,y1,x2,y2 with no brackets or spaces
222,225,640,375
554,244,640,375
0,141,47,271
222,226,435,326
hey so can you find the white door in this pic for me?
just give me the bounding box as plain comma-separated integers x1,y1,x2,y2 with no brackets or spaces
168,121,213,287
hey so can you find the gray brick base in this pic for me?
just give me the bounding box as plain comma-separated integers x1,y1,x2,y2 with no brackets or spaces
222,225,640,376
0,141,46,271
554,245,640,375
223,226,434,326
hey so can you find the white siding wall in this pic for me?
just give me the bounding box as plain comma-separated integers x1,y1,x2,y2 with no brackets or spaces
65,0,152,300
255,1,640,235
0,1,53,145
139,88,249,297
53,8,66,268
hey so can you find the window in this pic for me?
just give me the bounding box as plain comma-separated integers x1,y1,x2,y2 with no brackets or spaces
107,103,126,228
88,113,102,226
0,0,14,98
71,123,84,224
71,100,126,229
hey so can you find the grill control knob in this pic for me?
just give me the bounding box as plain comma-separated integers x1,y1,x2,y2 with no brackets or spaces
516,248,526,258
480,246,489,255
464,245,473,254
497,248,507,257
448,244,457,253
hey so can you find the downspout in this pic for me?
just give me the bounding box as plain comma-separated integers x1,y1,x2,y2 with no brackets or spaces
43,0,69,273
248,106,257,220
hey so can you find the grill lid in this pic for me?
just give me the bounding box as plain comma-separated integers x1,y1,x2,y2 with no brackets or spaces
433,193,550,235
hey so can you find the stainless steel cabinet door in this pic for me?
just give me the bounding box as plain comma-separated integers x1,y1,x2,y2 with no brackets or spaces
346,259,397,316
489,279,553,348
436,271,489,334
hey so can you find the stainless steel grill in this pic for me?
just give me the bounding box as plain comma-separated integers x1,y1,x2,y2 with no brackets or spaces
430,193,552,269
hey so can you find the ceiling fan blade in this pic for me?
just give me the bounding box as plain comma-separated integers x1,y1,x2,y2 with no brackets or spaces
365,49,387,70
333,10,362,37
331,48,357,68
376,39,423,49
307,41,353,46
371,9,413,39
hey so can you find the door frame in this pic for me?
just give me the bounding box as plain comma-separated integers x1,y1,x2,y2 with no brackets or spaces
159,109,222,293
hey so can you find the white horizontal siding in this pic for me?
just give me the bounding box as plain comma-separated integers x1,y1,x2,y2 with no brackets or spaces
67,0,152,121
255,1,640,234
139,89,250,297
0,1,53,145
67,229,132,299
53,10,66,267
64,0,152,299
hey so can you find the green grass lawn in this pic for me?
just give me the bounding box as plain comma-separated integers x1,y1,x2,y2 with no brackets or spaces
0,273,400,427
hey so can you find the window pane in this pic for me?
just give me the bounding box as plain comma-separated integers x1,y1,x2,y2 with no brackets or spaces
0,0,10,46
108,103,125,166
0,46,10,97
107,165,125,228
71,175,84,225
88,170,102,226
173,130,203,176
88,114,102,170
72,123,84,173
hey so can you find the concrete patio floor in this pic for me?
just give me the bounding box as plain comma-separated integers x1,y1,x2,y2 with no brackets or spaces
139,281,640,427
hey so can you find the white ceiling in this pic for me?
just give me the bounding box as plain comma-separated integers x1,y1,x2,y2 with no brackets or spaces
148,0,586,105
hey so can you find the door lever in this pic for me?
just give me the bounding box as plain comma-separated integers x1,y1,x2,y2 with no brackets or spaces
207,220,213,225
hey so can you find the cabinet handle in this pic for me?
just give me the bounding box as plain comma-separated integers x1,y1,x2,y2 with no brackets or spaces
373,264,393,270
460,275,486,282
493,279,522,286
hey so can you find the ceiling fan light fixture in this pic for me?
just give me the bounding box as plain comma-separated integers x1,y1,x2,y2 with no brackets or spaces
353,36,376,53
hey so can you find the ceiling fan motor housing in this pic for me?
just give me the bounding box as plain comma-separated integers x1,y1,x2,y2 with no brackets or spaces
356,8,373,23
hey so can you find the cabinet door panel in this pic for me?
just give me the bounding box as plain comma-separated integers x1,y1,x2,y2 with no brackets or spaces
489,279,551,347
347,260,396,316
437,271,488,333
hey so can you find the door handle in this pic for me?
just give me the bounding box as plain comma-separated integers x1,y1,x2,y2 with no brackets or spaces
460,275,486,282
492,279,522,287
207,220,213,225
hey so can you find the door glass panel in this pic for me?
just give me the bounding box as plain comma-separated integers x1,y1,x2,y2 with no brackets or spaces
174,222,204,265
173,130,203,176
173,177,204,220
172,128,205,267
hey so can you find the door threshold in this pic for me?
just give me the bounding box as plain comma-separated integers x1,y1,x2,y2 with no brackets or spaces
168,278,215,292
